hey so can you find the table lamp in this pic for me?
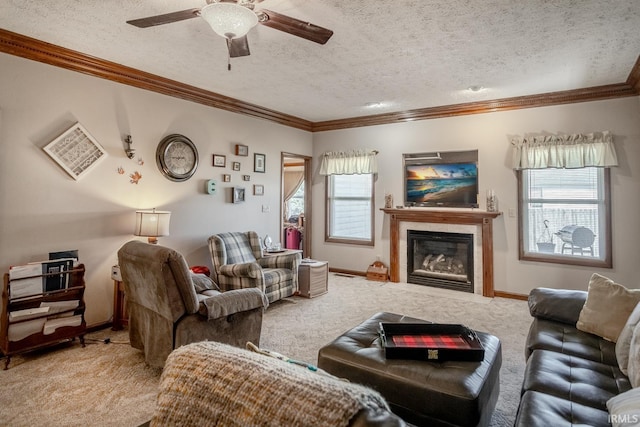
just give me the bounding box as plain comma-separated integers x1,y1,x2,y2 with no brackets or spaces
134,209,171,244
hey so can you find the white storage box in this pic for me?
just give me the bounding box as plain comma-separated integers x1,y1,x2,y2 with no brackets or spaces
298,260,328,298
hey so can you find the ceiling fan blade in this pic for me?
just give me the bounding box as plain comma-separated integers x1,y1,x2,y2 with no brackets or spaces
258,9,333,45
227,36,251,58
126,8,200,28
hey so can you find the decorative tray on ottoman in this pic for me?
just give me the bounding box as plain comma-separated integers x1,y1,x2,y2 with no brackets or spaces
379,322,485,362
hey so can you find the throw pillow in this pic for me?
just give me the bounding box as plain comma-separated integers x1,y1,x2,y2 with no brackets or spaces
616,302,640,375
190,272,220,292
607,386,640,427
627,322,640,388
576,273,640,342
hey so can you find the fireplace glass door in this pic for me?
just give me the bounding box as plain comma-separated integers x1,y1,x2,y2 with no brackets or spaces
407,230,473,293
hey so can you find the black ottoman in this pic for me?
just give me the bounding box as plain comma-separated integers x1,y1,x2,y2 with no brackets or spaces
317,312,502,427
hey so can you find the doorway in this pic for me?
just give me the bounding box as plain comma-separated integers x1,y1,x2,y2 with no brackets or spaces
281,152,312,257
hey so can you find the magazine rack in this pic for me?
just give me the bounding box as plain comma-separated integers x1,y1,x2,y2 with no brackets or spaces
1,264,86,369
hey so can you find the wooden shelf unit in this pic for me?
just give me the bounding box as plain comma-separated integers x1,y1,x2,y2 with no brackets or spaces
1,264,86,369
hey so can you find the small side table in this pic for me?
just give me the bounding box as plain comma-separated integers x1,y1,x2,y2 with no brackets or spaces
112,279,128,331
298,260,328,298
263,249,302,257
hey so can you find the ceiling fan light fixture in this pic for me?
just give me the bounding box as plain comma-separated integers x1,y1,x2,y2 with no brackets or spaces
200,3,258,39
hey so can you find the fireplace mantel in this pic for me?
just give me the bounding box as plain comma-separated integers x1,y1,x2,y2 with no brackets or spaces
382,208,502,297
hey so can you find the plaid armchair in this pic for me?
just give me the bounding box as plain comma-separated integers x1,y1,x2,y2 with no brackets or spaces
208,231,301,303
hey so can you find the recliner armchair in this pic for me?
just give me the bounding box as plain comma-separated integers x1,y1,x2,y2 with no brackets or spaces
117,240,268,368
208,231,301,303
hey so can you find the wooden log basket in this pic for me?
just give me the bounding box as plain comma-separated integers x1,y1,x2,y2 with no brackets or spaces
367,261,388,282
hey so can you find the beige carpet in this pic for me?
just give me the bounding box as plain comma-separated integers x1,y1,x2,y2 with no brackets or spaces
0,274,530,426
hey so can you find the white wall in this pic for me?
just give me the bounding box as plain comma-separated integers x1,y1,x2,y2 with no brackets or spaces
0,53,312,325
312,97,640,295
2,52,638,327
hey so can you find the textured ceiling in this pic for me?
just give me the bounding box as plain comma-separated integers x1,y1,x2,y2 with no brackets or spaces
1,0,639,122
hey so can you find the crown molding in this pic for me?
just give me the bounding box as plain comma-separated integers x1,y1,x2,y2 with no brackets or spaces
627,55,640,93
1,29,638,133
0,29,313,131
312,82,638,132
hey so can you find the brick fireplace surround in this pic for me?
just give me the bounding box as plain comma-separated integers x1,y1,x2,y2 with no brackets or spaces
382,208,502,297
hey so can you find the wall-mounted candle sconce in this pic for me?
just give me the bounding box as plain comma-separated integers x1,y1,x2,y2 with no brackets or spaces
124,135,135,159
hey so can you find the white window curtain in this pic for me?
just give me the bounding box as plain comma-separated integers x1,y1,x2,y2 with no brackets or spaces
511,131,618,170
283,170,304,203
283,170,304,220
319,149,378,175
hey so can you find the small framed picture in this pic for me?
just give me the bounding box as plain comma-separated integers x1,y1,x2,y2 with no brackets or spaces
223,174,231,182
242,175,251,181
232,162,241,171
254,153,266,173
254,184,264,196
232,187,245,203
235,144,249,157
213,154,226,167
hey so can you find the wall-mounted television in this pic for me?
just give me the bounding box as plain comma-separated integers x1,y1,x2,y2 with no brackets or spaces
403,150,479,208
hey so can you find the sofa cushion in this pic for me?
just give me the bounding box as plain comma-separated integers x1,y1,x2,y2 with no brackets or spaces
626,321,640,388
607,386,640,427
525,318,617,365
528,287,587,325
190,272,220,292
576,273,640,342
521,349,630,410
616,302,640,375
515,390,610,427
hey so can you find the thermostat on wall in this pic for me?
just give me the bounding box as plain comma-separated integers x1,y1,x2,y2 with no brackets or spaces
111,265,122,281
206,179,217,195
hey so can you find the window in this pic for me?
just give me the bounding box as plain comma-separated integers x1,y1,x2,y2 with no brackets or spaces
518,167,611,267
326,174,374,245
286,183,305,220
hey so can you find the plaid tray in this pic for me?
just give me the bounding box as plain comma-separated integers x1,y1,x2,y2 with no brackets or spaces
391,334,471,349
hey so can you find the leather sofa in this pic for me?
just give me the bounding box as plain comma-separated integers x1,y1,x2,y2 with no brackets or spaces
514,287,632,426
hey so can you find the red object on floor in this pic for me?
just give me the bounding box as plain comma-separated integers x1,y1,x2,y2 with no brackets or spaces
190,266,210,276
285,227,301,249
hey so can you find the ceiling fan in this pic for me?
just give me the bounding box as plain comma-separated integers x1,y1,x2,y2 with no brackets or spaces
127,0,333,66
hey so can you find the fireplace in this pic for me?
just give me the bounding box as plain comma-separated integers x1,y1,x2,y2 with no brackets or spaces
382,208,501,297
407,230,474,293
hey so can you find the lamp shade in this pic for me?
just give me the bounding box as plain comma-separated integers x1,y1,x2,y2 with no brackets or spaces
200,3,258,39
134,210,171,243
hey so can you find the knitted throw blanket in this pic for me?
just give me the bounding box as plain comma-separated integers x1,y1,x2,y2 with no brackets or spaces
151,341,391,426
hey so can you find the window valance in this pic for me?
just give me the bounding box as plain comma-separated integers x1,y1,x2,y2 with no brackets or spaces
511,131,618,170
319,149,378,175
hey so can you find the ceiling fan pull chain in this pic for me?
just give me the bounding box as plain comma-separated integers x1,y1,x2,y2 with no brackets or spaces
226,38,232,71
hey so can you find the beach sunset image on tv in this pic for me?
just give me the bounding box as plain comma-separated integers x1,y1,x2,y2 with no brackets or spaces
405,162,478,206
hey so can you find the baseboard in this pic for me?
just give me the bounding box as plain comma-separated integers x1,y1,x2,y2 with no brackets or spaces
87,321,113,333
494,290,528,300
328,270,530,301
329,267,366,277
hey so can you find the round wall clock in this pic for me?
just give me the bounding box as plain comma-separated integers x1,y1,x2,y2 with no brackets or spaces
156,134,199,182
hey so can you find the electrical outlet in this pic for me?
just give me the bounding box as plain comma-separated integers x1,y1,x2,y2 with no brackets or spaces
508,208,516,218
262,205,270,213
